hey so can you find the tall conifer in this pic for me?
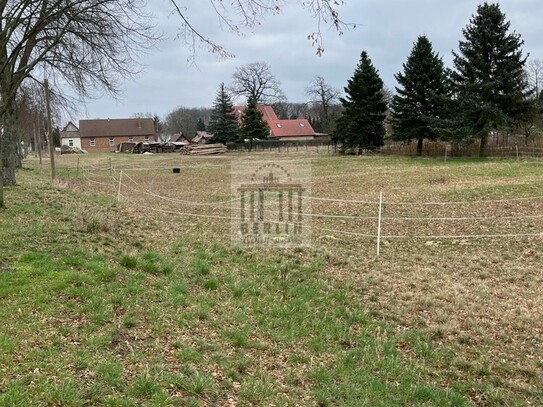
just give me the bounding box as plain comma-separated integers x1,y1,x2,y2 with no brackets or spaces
335,51,387,152
391,35,450,155
239,96,269,150
208,83,239,143
451,2,528,156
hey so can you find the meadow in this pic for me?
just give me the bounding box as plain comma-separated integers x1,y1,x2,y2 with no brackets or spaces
0,152,542,406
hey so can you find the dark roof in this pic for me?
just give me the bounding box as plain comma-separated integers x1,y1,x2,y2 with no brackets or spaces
169,133,191,143
79,118,155,138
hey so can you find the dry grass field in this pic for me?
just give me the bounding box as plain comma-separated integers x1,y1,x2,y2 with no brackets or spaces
1,151,542,405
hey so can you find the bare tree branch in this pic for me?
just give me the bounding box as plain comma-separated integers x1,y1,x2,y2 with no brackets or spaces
230,61,286,104
305,75,340,131
526,59,543,98
168,0,353,59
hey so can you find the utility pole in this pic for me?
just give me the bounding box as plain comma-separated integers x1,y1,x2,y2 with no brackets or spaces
44,79,55,180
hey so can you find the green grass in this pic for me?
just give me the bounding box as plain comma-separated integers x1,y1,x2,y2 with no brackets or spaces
1,154,542,405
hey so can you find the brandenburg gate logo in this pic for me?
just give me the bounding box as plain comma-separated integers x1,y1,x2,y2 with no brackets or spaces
236,162,308,246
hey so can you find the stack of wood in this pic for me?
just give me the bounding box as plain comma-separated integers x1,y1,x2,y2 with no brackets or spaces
180,143,227,155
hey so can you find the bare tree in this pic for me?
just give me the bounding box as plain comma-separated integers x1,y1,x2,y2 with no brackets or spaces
526,59,543,99
519,59,543,145
0,0,155,206
305,75,340,133
230,62,286,104
164,106,212,139
15,85,48,159
0,0,351,207
272,102,311,120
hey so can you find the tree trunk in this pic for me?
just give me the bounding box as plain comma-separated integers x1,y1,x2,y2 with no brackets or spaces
479,134,488,157
416,138,423,156
0,144,4,208
1,104,18,187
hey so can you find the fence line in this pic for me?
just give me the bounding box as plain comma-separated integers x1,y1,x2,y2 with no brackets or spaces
82,163,543,207
78,167,543,249
320,227,543,240
100,175,543,222
81,167,543,218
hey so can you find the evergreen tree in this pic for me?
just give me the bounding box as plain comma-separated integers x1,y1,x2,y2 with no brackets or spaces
335,51,387,152
239,96,269,151
207,83,239,144
196,118,206,131
451,2,528,156
391,35,450,155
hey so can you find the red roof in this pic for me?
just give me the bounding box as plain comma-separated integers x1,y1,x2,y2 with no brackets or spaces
233,105,279,122
233,105,315,139
268,119,315,138
79,118,155,138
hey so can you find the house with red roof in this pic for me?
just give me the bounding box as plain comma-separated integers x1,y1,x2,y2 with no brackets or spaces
233,105,316,141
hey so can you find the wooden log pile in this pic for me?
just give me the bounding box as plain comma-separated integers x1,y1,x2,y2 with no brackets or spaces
180,143,227,155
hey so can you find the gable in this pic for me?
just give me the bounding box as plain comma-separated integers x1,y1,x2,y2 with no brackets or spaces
63,121,79,132
60,121,80,139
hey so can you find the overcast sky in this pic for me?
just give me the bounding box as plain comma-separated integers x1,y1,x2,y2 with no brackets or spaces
77,0,543,121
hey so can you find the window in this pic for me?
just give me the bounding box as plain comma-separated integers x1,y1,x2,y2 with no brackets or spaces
144,137,149,143
90,138,96,147
109,138,114,146
68,139,73,147
299,123,305,128
276,123,282,128
128,137,134,143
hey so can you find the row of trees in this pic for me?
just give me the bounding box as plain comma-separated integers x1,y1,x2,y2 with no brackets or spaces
162,63,342,138
167,3,540,157
335,2,538,156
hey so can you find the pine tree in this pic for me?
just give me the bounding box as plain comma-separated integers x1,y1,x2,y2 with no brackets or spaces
335,51,387,152
391,35,450,155
239,96,269,151
207,83,239,144
451,2,528,156
196,118,206,131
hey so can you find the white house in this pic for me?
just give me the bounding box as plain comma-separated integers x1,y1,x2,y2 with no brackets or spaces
60,121,81,149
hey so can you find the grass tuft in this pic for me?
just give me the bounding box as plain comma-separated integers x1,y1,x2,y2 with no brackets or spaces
119,255,137,269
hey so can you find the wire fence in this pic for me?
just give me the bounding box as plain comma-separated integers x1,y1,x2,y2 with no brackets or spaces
75,162,543,255
224,139,543,158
